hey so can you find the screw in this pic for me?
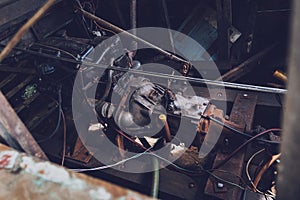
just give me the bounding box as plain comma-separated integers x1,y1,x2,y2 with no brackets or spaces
224,138,229,146
217,182,224,188
189,183,196,188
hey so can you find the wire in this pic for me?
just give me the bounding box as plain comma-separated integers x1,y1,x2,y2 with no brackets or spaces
71,147,252,194
93,21,116,35
212,128,281,170
32,43,78,60
245,149,277,199
71,147,247,191
206,170,246,190
253,153,281,191
206,116,281,144
246,149,265,190
209,169,251,190
37,88,62,143
61,110,67,166
72,146,153,172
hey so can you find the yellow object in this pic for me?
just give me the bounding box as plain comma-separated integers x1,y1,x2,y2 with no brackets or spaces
273,70,287,82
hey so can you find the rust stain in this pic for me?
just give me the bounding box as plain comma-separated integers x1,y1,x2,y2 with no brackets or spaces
0,154,11,168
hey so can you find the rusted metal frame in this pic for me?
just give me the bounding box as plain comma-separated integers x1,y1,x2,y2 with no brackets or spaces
194,86,282,107
278,0,300,199
5,75,34,99
0,143,153,200
205,93,257,200
216,43,277,82
0,91,48,160
216,0,232,61
66,137,93,164
229,93,258,132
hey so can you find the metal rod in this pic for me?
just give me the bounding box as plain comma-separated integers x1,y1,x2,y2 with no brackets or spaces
130,0,137,32
0,0,56,62
159,114,172,142
0,43,286,94
78,8,189,65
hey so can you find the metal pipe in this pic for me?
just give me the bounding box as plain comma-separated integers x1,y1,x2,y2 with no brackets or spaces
78,8,189,65
273,70,287,83
159,114,172,142
0,44,287,94
130,0,137,32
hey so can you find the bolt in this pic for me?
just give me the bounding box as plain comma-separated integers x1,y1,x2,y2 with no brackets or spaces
243,94,248,97
276,159,281,164
217,182,224,188
189,183,196,188
224,138,229,146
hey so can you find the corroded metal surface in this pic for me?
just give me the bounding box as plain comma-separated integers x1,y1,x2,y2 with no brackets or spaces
205,93,258,200
0,143,154,200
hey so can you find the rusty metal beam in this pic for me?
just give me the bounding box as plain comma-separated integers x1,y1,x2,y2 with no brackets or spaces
0,91,48,160
0,143,154,200
205,93,257,199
